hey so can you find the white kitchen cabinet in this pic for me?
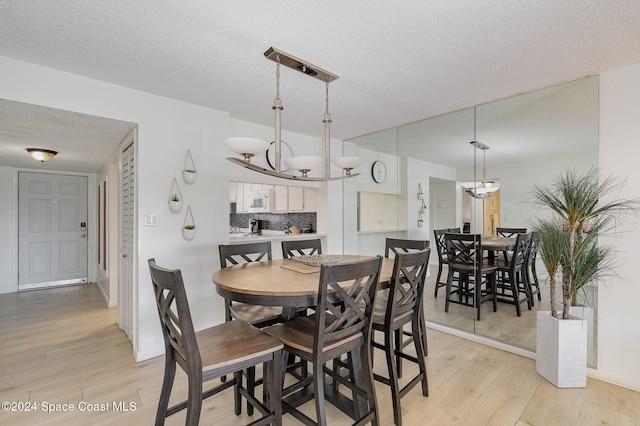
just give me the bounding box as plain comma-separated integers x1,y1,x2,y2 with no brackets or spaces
229,181,247,212
229,181,238,202
288,186,304,211
274,185,288,211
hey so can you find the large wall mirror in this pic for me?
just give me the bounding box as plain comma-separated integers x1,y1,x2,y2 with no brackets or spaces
343,76,598,365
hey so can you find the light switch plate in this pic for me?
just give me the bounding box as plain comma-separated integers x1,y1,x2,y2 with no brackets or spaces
144,213,158,226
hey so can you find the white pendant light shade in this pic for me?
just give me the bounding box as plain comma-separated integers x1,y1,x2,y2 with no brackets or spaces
332,156,365,175
224,137,270,162
285,156,324,177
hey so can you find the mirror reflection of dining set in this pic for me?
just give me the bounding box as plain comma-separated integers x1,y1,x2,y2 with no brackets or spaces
148,237,435,425
433,227,541,321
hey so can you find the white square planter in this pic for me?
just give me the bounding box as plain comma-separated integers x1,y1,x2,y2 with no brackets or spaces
536,311,588,388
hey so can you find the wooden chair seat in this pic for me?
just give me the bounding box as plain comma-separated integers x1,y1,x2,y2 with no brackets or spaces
197,320,283,374
265,315,362,355
228,303,283,326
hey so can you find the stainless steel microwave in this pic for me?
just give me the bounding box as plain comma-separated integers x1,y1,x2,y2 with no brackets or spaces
248,189,274,213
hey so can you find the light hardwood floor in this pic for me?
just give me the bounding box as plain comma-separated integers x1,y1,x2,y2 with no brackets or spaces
1,283,638,425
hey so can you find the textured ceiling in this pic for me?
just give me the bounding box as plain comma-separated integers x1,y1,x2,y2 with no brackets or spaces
1,1,640,171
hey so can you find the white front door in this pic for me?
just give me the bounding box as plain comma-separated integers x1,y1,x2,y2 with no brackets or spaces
18,172,88,290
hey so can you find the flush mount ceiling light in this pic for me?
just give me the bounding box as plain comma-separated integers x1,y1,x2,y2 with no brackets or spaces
26,148,57,162
225,47,363,181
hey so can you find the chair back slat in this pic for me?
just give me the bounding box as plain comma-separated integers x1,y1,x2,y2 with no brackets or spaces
282,238,323,258
509,232,532,270
385,238,429,259
496,227,528,238
445,233,483,266
148,259,201,375
219,241,272,267
315,257,383,349
386,249,431,323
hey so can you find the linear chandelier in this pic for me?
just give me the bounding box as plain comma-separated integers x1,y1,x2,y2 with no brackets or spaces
224,47,363,181
461,108,500,199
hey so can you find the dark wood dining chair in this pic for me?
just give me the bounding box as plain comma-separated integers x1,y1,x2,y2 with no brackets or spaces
219,242,282,328
496,227,528,238
384,238,430,361
495,227,528,262
281,238,322,258
384,237,429,258
218,241,284,415
371,249,430,426
445,233,498,321
264,256,383,426
433,228,460,297
495,232,532,316
148,258,283,426
525,232,542,304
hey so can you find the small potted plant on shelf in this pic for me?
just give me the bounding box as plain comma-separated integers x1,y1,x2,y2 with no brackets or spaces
169,193,182,213
530,168,639,388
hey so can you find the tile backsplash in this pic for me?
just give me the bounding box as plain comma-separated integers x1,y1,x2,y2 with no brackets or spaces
230,212,317,233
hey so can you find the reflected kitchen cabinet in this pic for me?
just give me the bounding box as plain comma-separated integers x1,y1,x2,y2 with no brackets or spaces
274,185,288,212
288,186,304,211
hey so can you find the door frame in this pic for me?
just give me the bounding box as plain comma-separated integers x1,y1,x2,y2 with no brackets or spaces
14,168,97,291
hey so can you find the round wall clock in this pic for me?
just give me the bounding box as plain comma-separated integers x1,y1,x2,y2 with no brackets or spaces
266,141,294,172
371,160,387,183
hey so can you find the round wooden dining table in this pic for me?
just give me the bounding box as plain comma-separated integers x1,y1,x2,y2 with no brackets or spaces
212,255,395,311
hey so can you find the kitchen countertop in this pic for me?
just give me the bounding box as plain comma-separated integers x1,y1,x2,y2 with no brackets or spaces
228,231,325,243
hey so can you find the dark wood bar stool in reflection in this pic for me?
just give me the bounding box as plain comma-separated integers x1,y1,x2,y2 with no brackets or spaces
433,228,460,297
281,238,322,258
148,259,283,426
264,256,383,426
371,249,430,426
445,233,498,321
525,232,542,304
495,232,532,316
384,238,430,363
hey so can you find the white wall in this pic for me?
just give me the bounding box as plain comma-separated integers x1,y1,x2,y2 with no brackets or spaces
597,62,640,390
0,167,15,294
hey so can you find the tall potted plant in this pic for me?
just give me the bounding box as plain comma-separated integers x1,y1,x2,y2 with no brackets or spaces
530,168,638,387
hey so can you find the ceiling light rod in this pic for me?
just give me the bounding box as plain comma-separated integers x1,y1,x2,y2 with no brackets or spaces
225,47,363,181
264,47,339,83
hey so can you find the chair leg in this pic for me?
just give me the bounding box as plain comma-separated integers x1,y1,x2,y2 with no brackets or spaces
434,262,444,297
444,270,453,313
419,304,428,356
412,318,429,397
246,366,255,415
395,328,403,378
475,272,481,321
312,358,327,426
233,370,242,416
155,355,176,426
385,327,402,426
265,353,283,426
185,373,203,426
